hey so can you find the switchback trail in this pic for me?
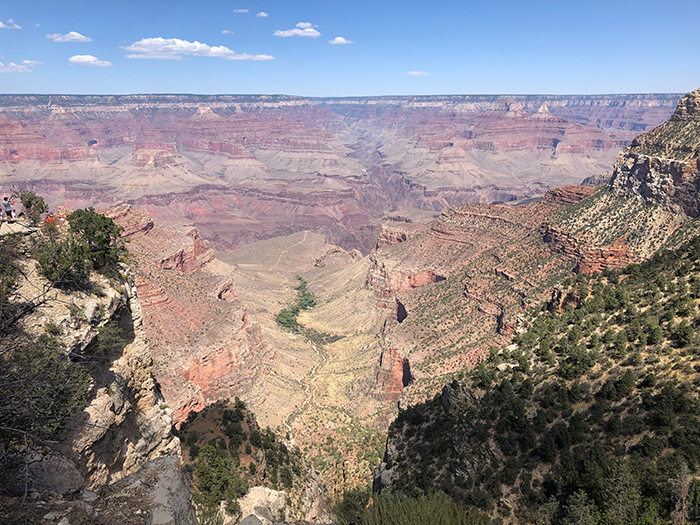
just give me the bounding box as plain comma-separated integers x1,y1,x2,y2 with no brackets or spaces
269,230,308,272
283,340,328,433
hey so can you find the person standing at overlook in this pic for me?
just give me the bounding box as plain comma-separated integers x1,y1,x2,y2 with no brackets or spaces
3,197,14,221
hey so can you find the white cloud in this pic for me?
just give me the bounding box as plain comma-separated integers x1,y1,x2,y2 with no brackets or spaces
221,29,234,34
233,9,249,13
274,22,320,38
406,70,431,76
329,36,353,45
0,60,35,72
122,37,274,61
0,18,21,29
69,54,113,67
256,12,269,17
46,31,92,42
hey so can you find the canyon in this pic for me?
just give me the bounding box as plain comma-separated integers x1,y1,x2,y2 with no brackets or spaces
0,93,680,255
4,88,700,521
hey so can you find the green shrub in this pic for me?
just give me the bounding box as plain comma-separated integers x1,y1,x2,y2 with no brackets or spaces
0,234,21,330
191,444,248,517
67,207,127,272
96,321,127,354
0,334,90,447
16,190,48,225
32,228,90,288
276,275,318,329
33,208,128,287
335,491,489,525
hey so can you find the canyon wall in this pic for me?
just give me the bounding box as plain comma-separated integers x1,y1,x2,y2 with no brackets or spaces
106,205,272,426
0,93,680,254
610,87,700,217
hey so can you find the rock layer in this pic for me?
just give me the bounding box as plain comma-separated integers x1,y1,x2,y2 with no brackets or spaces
109,205,271,426
0,93,680,254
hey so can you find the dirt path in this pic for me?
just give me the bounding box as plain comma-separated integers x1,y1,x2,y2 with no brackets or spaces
269,230,308,272
283,341,328,432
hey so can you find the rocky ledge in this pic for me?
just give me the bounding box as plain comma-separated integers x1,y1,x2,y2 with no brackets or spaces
1,223,195,524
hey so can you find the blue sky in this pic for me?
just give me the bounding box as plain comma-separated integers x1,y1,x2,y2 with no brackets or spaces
0,0,699,96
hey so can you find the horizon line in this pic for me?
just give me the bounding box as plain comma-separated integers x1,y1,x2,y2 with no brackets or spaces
0,91,686,99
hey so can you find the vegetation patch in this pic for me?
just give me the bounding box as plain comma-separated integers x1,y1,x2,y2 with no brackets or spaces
335,489,489,525
277,275,342,344
174,399,306,523
33,206,128,289
380,234,700,524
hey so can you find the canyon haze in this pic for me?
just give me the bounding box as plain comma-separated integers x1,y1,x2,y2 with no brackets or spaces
0,93,680,254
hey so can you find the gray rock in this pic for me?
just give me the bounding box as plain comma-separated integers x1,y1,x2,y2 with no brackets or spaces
80,489,97,502
9,450,84,496
240,516,264,525
102,456,197,525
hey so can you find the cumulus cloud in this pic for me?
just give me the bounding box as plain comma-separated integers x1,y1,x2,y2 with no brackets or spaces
406,70,431,76
122,37,274,61
0,18,21,29
256,12,269,17
329,36,352,45
0,60,37,73
46,31,92,42
221,29,234,34
233,9,249,13
69,54,113,67
274,22,320,38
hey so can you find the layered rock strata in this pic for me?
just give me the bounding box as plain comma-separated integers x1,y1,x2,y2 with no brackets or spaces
107,205,271,426
0,93,680,254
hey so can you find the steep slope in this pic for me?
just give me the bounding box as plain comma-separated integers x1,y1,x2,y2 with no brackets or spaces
359,86,700,524
105,204,274,426
0,223,196,524
610,87,700,218
552,87,700,264
376,237,700,524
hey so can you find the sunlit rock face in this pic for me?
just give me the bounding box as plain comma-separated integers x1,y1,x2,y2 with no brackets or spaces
0,93,679,254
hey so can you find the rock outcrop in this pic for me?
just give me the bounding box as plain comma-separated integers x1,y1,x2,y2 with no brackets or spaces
610,88,700,217
9,264,180,492
2,457,198,525
237,487,288,525
110,205,271,426
56,267,180,488
541,185,597,205
543,224,636,274
159,229,215,273
1,225,196,524
610,154,700,217
375,347,413,401
365,255,446,297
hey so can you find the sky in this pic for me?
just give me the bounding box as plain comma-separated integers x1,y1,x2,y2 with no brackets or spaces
0,0,699,97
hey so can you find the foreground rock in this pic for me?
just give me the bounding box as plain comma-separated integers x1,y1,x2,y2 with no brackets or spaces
1,226,196,523
1,457,197,525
